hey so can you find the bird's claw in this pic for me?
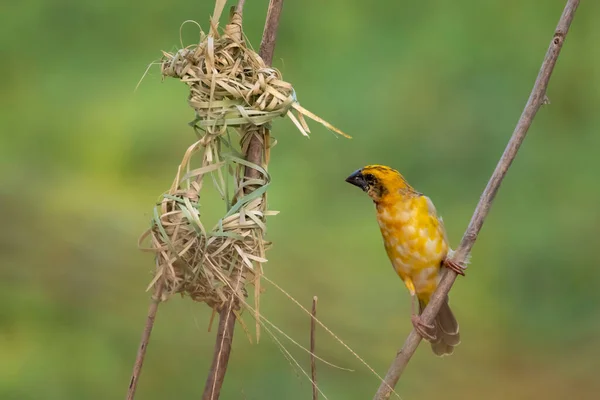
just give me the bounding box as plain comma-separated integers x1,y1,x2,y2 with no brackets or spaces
411,315,437,342
444,258,466,276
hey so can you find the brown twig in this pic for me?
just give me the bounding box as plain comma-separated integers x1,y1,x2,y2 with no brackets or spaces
310,296,318,400
258,0,284,67
202,295,239,400
244,0,284,182
126,279,164,400
373,1,580,399
235,0,246,15
202,1,285,399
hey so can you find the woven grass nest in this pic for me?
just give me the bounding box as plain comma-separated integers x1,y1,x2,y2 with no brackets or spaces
142,139,274,312
142,10,348,313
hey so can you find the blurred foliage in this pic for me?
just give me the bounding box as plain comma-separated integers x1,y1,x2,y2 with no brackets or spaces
1,0,599,399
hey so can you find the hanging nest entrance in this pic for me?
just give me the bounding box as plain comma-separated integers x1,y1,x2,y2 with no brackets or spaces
140,9,348,318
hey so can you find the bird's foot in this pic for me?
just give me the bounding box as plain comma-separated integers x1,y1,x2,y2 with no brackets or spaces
443,258,466,276
411,315,437,342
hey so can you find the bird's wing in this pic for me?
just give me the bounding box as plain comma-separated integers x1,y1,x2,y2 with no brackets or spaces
424,195,449,245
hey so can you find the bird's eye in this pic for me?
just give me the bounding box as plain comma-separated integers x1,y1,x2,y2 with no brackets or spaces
364,173,376,183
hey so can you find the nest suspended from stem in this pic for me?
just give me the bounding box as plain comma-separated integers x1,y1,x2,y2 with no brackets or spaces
141,9,348,316
160,12,349,138
141,138,275,311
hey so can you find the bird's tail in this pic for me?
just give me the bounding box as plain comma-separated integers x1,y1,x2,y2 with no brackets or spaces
419,297,460,356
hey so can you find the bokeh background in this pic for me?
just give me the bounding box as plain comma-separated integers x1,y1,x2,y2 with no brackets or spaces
2,0,599,399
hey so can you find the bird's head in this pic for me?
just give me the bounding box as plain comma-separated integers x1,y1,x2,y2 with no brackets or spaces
345,165,414,203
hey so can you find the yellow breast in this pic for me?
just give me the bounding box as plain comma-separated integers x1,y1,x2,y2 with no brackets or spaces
376,195,448,300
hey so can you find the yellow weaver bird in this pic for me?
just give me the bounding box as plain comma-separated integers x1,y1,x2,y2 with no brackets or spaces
346,165,465,356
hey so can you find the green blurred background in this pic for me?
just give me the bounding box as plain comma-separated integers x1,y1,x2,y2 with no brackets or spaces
2,0,599,399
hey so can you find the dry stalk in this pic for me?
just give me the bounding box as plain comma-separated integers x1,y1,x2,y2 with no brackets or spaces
374,1,581,399
311,296,318,400
126,270,163,400
202,1,285,399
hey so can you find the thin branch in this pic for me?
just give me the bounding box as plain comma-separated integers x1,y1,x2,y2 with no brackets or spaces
126,279,164,400
373,1,580,399
258,0,284,67
245,0,285,182
235,0,246,15
202,1,285,399
311,296,318,400
202,292,239,400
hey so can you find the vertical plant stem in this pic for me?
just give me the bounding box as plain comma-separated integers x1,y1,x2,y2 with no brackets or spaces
126,279,164,400
202,0,285,399
311,296,318,400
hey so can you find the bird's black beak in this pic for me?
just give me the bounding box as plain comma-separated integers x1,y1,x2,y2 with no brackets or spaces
345,169,367,191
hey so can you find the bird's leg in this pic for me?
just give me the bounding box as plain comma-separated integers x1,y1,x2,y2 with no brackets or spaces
443,257,466,276
405,279,437,342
